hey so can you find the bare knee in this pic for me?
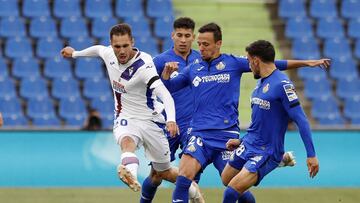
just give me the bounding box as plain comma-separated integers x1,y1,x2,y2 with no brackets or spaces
178,154,201,180
120,136,136,152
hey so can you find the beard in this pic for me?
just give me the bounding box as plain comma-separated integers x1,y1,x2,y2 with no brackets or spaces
254,74,261,79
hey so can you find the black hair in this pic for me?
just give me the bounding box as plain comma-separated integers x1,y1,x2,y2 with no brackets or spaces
110,23,133,39
245,40,275,63
198,22,222,42
173,17,195,30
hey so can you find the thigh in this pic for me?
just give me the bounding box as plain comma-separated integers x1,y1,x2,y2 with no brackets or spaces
113,117,142,147
140,120,171,164
182,135,211,171
228,167,258,194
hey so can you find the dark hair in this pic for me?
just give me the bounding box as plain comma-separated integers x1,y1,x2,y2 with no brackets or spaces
198,22,222,42
245,40,275,63
110,23,133,39
173,17,195,30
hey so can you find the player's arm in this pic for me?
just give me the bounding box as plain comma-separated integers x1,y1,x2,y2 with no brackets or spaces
279,82,319,178
61,45,105,58
0,112,3,127
161,65,190,93
285,59,331,70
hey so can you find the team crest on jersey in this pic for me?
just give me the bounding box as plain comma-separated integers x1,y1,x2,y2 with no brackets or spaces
128,67,134,76
194,59,200,64
283,84,298,102
216,61,226,70
262,83,270,93
110,61,115,65
187,145,196,152
112,80,127,93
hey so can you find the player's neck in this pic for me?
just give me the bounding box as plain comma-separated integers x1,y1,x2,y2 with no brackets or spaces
173,48,191,60
260,63,277,78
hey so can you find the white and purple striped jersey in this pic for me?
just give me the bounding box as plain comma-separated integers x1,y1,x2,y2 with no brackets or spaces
72,45,175,123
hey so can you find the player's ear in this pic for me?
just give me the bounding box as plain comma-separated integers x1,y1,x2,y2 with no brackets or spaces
131,37,135,46
171,31,175,39
216,40,222,49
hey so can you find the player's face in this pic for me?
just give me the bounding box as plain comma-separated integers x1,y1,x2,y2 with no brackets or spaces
247,54,261,79
197,32,221,61
111,34,135,64
172,28,194,54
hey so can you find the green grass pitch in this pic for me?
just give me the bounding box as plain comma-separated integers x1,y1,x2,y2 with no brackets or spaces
1,188,359,203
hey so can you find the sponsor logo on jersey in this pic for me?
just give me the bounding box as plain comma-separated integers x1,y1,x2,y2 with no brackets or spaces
283,84,298,102
192,73,231,87
216,61,226,70
110,61,115,65
221,150,233,160
262,83,269,93
187,145,196,152
112,80,127,93
196,66,204,71
251,97,270,110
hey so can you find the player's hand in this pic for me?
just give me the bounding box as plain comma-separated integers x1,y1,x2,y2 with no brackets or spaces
166,121,179,137
308,58,331,69
226,139,241,151
61,46,75,58
161,62,179,80
306,157,319,178
0,112,3,127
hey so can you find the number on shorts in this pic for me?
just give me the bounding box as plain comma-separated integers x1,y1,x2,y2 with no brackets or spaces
188,136,203,147
235,143,245,156
120,119,128,126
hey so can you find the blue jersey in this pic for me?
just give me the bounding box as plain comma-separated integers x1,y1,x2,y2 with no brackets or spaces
164,54,287,138
153,49,201,128
243,69,315,162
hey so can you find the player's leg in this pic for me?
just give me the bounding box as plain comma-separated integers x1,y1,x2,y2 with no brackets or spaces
113,118,142,192
214,150,255,203
223,167,258,203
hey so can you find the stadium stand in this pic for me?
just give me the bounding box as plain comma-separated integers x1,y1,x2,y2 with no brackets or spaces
0,0,174,129
278,0,360,127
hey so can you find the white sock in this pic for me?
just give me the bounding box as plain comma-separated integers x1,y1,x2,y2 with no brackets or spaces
120,152,139,179
188,182,197,198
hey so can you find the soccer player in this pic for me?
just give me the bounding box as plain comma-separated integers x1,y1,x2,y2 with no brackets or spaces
60,23,202,202
161,23,328,203
221,40,319,202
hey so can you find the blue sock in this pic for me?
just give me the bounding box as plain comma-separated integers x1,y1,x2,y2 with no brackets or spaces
172,175,192,202
223,186,240,203
140,177,159,203
238,191,256,203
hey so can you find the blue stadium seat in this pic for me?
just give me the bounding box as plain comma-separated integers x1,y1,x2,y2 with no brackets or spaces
124,16,151,38
309,0,337,19
0,58,9,80
22,0,50,18
59,97,88,128
162,37,173,51
32,116,61,128
36,37,64,59
341,0,360,19
0,0,19,17
0,16,26,38
115,0,144,19
348,17,360,39
304,78,332,100
317,114,345,126
92,16,118,38
329,57,359,80
297,67,327,81
147,0,173,19
0,78,16,100
336,78,360,100
99,37,110,46
75,58,104,79
83,77,112,99
27,98,57,120
90,97,114,128
19,77,49,100
154,16,173,39
279,0,306,19
85,0,113,19
44,57,73,79
135,36,159,56
5,37,33,59
311,96,341,120
53,0,82,18
291,37,321,59
323,37,352,59
52,77,81,100
60,17,89,38
29,17,58,38
12,57,41,79
285,17,313,39
69,36,95,50
0,97,28,127
344,97,360,124
316,17,345,39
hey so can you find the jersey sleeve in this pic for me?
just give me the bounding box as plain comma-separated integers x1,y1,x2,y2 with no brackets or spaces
274,60,288,71
72,45,107,58
234,55,251,73
139,62,162,89
162,64,191,92
279,81,316,157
